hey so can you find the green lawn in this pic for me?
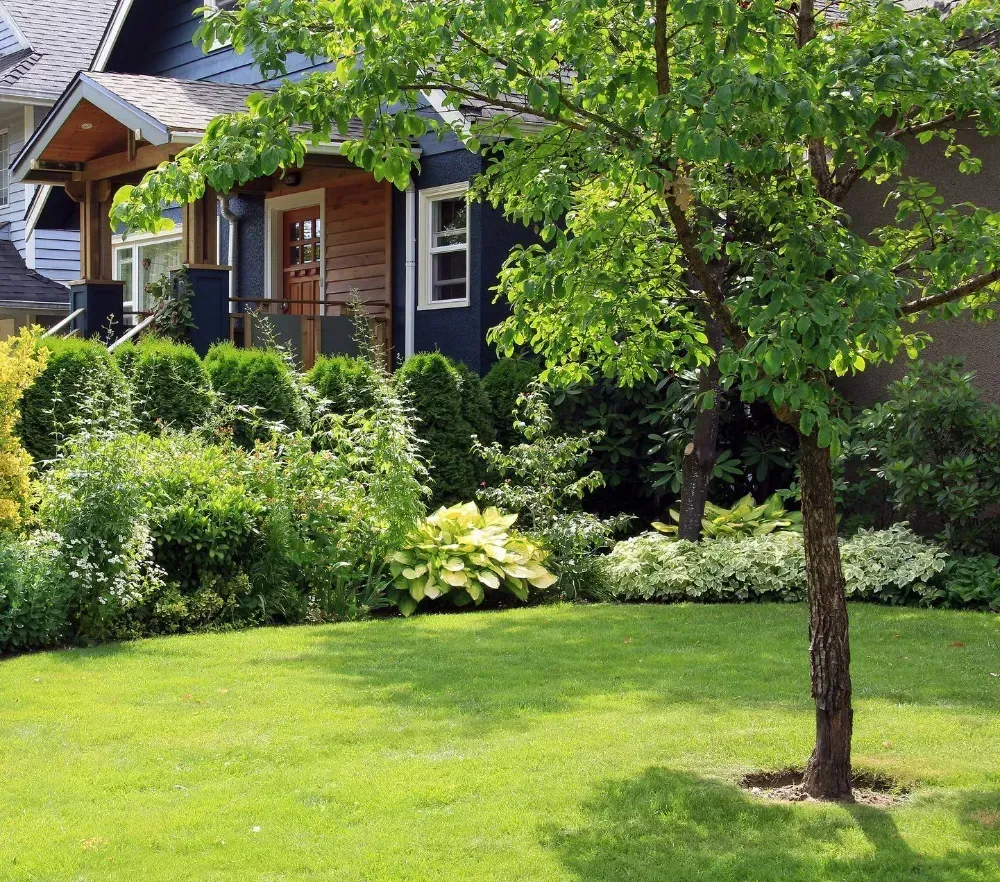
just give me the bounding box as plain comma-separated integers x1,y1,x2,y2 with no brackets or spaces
0,604,997,881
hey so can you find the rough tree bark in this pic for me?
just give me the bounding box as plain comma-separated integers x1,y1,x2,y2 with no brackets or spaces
676,317,723,541
798,431,854,800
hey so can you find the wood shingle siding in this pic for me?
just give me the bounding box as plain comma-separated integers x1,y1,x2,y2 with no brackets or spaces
324,176,391,311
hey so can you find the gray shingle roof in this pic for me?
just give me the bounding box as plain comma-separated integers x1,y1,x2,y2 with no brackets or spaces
85,72,365,140
0,0,118,101
0,239,67,308
87,72,268,133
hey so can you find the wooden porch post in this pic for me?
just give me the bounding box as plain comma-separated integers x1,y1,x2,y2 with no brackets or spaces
71,180,115,282
183,188,219,267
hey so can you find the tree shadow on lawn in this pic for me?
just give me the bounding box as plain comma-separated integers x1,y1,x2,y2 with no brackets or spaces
547,768,1000,882
237,604,999,733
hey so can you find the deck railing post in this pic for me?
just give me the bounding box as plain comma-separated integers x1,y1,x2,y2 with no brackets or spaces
69,281,126,341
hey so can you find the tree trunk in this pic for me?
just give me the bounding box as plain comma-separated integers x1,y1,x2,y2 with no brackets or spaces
798,431,854,800
676,318,722,541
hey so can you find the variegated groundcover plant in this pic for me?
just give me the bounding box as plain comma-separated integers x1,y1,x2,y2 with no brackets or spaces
388,503,556,617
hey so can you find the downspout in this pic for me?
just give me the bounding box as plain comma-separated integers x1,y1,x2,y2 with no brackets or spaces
218,194,239,309
404,182,417,360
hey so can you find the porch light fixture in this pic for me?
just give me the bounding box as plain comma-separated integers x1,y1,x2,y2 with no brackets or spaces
280,170,301,187
80,123,93,130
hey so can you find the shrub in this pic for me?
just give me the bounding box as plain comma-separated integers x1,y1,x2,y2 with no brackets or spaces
37,429,165,643
307,355,380,414
117,337,212,433
653,493,802,539
600,525,946,605
0,532,68,653
204,343,307,445
923,553,1000,612
388,502,555,616
395,353,478,505
482,357,540,448
17,337,124,464
844,359,1000,552
476,385,625,600
0,328,48,531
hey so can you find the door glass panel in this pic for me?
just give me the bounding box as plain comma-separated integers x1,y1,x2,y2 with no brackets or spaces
290,246,301,265
138,239,182,312
303,220,313,239
289,222,301,242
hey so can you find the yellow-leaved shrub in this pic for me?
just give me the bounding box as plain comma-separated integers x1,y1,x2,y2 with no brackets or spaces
0,327,48,531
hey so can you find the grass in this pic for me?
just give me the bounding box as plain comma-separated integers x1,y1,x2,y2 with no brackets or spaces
0,603,997,882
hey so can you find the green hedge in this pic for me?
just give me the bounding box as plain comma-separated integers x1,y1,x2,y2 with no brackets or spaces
204,343,306,444
482,357,540,448
117,337,212,433
308,355,379,414
18,337,125,463
395,353,482,506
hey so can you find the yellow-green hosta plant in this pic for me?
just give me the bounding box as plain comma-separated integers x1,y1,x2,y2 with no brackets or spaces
387,503,556,616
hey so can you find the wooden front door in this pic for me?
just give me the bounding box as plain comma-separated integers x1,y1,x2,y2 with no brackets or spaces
282,205,322,366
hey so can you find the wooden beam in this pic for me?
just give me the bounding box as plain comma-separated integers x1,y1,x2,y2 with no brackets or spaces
78,143,176,182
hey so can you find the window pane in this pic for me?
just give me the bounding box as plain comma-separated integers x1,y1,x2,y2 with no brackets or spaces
290,222,301,242
303,220,313,239
138,239,183,312
432,250,467,301
116,249,135,311
433,198,467,247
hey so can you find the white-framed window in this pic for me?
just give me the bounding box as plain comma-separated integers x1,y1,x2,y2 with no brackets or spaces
204,0,238,50
0,130,9,208
114,231,184,319
418,182,470,310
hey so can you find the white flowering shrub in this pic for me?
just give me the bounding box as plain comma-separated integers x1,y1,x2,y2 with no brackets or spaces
600,525,946,604
0,531,68,652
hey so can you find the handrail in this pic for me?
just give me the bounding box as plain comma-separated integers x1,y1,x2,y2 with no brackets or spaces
109,311,158,351
42,307,85,338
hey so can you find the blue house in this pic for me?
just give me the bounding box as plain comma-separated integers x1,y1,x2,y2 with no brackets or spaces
0,0,117,336
11,0,533,372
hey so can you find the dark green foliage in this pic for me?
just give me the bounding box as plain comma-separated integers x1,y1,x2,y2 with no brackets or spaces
117,337,212,433
844,360,1000,553
204,342,306,445
453,361,495,484
18,337,125,463
308,355,379,414
927,554,1000,612
395,353,477,506
482,357,540,448
552,374,797,517
0,534,68,653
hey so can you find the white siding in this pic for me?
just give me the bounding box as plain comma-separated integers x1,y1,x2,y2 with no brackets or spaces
0,103,26,253
33,228,80,283
0,17,21,57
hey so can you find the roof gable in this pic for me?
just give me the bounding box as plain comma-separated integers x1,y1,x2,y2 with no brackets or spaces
0,0,118,102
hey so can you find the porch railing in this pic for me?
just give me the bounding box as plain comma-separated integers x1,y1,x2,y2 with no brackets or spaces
41,307,85,339
229,298,390,368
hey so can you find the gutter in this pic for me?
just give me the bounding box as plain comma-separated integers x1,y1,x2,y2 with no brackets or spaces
218,194,238,305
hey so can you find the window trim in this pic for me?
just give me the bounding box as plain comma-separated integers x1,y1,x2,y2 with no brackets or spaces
203,0,238,50
0,129,9,209
418,181,471,311
113,228,184,317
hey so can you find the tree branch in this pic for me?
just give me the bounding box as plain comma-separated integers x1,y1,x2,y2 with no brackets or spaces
900,266,1000,315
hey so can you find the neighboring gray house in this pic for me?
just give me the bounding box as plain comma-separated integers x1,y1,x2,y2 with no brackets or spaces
0,0,117,335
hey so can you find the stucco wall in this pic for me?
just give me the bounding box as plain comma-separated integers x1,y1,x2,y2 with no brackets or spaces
841,127,1000,405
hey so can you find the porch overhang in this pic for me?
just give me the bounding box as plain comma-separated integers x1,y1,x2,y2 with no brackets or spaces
12,72,278,186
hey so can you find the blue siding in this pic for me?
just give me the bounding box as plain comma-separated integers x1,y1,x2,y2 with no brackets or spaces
33,229,80,283
107,0,331,85
0,16,20,57
388,148,534,375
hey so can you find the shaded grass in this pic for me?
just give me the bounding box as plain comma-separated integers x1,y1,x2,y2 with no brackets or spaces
0,603,997,881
